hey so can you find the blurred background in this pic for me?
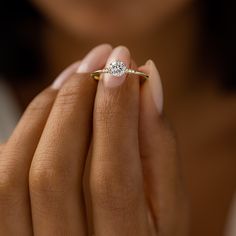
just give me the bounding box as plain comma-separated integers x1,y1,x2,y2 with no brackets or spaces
0,0,236,235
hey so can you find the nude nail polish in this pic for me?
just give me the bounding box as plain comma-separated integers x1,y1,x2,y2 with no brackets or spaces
51,44,112,90
51,61,80,90
142,60,163,114
77,44,112,73
103,46,131,88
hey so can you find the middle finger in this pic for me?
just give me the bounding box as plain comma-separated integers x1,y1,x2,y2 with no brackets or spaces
90,46,150,236
29,44,112,235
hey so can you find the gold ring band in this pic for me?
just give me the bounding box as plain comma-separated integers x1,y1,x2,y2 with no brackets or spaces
90,60,149,81
91,69,149,80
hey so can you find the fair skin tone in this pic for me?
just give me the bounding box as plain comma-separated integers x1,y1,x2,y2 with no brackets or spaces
2,0,236,235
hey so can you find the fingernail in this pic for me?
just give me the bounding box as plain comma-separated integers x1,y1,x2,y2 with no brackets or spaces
51,44,112,90
77,44,112,73
103,46,130,88
140,59,163,114
51,61,80,90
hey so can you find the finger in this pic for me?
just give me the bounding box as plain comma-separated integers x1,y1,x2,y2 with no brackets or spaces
82,60,139,236
29,44,112,235
83,140,94,235
0,61,81,236
0,143,6,154
90,46,150,236
0,88,58,236
83,59,139,235
0,89,57,235
139,60,189,236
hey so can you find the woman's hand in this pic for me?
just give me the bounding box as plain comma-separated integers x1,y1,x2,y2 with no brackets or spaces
0,44,189,236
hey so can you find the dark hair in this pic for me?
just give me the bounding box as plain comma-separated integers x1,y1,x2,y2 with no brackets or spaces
199,0,236,90
0,0,43,82
0,0,235,89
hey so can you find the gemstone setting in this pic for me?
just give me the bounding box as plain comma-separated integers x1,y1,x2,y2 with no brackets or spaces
108,60,127,77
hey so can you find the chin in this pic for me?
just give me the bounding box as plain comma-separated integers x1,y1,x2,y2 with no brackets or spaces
44,4,159,43
75,26,142,42
57,18,156,43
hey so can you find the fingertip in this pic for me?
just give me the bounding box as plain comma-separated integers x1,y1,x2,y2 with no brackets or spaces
91,43,113,55
51,61,81,90
77,44,113,73
130,59,138,70
139,59,163,114
102,45,131,88
114,45,130,56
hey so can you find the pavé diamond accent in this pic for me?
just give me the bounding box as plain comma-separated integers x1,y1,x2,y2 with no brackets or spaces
108,60,127,77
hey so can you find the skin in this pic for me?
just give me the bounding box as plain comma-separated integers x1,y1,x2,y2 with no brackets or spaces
30,0,191,41
2,0,236,235
0,44,188,235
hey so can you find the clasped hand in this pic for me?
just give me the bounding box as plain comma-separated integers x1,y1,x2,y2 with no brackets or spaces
0,45,188,236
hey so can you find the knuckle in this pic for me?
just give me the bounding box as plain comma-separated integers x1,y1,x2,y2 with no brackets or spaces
0,168,22,202
30,159,71,198
55,79,84,108
95,89,122,124
29,166,70,213
25,89,54,117
56,88,78,107
90,166,141,211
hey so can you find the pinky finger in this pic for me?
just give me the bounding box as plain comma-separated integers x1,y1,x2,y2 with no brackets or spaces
139,60,189,236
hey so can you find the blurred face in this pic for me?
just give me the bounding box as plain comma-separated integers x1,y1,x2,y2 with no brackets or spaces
31,0,191,41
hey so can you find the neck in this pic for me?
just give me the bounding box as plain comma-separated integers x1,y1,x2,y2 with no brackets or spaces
127,4,201,103
41,24,94,83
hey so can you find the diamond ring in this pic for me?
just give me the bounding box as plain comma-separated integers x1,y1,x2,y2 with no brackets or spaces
90,60,149,81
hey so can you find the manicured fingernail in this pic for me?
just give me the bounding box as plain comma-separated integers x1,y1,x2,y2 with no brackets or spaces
51,44,112,90
103,46,130,88
141,60,163,114
77,44,112,73
51,61,80,90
